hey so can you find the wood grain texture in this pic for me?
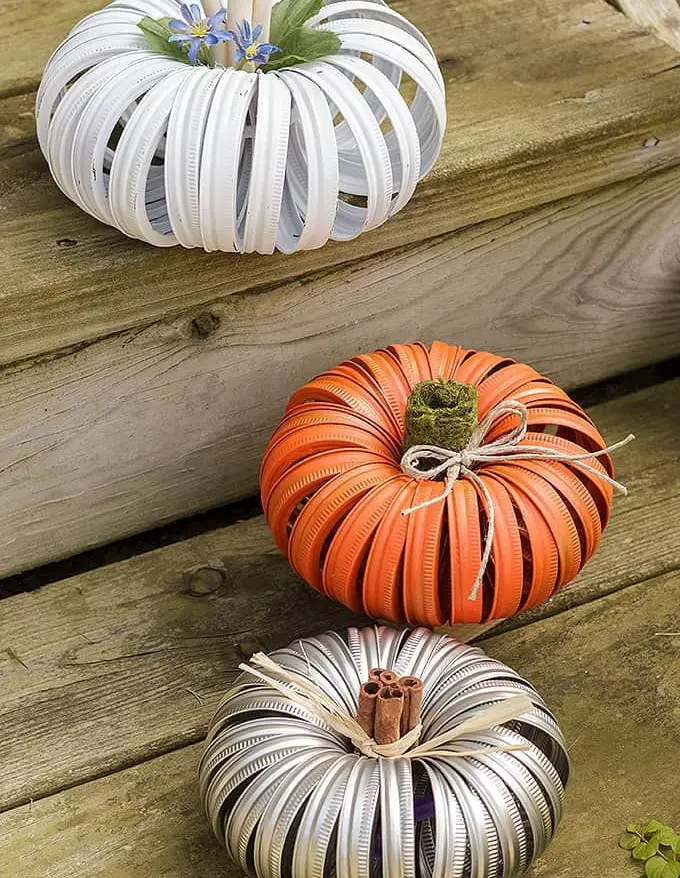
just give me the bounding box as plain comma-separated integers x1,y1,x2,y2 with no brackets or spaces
616,0,680,51
2,169,680,577
1,566,678,878
0,379,677,814
1,0,680,363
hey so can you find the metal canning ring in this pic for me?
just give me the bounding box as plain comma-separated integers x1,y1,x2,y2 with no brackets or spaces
336,757,381,878
379,759,416,878
200,625,569,878
252,751,341,878
225,749,336,866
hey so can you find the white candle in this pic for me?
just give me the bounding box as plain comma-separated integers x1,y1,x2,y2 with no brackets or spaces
226,0,254,66
252,0,275,43
202,0,230,66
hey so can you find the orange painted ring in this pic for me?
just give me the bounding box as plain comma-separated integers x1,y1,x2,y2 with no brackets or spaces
285,376,396,434
452,351,513,387
362,480,419,623
323,365,400,431
485,463,582,589
265,449,388,553
522,432,613,527
511,459,602,562
260,424,393,506
322,475,409,612
288,462,398,592
266,407,398,452
477,364,543,417
441,342,468,379
402,481,447,627
485,470,559,611
428,340,459,381
519,407,612,473
473,474,524,619
387,343,433,386
448,479,484,624
511,383,581,409
484,392,592,444
271,402,402,459
352,350,412,433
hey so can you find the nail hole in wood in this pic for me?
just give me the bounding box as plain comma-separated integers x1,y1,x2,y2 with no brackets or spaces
191,311,220,339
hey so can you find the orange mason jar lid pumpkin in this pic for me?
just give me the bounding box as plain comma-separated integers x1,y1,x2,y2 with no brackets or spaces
260,341,632,626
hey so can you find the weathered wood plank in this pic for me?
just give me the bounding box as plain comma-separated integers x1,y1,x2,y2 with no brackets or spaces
616,0,680,51
0,379,677,814
1,0,680,364
1,170,680,577
1,567,678,878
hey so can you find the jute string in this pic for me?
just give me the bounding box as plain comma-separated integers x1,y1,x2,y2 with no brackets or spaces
239,652,533,759
400,399,634,602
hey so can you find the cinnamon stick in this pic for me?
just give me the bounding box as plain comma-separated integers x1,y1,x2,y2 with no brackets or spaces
379,670,399,686
374,685,405,744
357,681,381,737
369,668,389,682
398,676,423,734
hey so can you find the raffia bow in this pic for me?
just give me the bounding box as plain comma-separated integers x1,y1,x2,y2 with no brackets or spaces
400,399,634,601
238,651,534,759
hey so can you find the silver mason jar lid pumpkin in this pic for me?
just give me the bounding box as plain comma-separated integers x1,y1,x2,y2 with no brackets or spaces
199,625,570,878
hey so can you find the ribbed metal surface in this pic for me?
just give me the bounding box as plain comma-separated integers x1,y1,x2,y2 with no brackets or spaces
199,625,570,878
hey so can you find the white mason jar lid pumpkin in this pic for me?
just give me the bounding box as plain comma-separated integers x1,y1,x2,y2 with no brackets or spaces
36,0,446,253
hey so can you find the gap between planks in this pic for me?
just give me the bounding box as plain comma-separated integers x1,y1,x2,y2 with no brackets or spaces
0,377,678,815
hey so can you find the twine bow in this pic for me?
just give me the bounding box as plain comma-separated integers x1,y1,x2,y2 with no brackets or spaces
400,399,635,602
238,652,533,759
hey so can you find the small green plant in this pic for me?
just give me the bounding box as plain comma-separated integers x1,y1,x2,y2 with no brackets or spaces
619,821,680,878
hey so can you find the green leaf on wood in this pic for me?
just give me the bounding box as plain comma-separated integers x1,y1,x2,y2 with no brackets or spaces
622,833,643,850
656,829,679,847
647,857,669,878
635,840,661,861
647,822,671,836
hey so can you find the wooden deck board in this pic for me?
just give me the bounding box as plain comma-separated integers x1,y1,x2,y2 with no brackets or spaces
0,378,677,814
2,171,680,578
1,567,677,878
1,0,680,364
